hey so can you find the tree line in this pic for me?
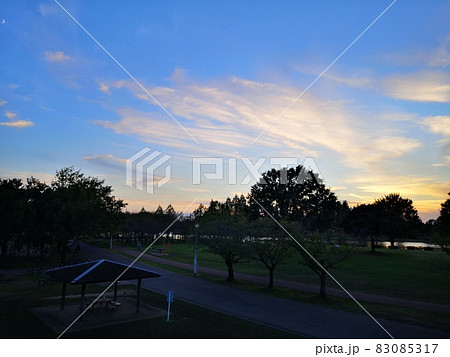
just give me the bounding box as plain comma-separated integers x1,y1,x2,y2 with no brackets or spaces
1,165,449,297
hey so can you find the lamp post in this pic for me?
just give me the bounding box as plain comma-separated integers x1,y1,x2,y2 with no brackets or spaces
194,223,199,277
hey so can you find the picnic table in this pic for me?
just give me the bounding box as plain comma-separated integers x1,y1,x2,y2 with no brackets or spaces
86,298,122,313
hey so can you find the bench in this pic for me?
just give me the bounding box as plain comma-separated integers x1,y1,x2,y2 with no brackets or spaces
107,301,122,312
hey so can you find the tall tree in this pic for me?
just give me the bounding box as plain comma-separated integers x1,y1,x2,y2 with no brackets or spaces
248,165,338,231
0,178,25,257
374,193,422,247
432,192,450,254
49,167,126,263
23,177,51,257
343,203,386,253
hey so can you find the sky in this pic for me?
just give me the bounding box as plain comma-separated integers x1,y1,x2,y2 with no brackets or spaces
0,0,449,221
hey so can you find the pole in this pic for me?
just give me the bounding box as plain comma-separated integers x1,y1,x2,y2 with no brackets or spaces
166,290,173,322
194,235,198,277
166,300,171,322
110,235,113,251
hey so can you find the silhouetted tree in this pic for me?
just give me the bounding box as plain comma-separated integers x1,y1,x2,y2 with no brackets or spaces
196,199,251,282
432,192,450,254
343,204,386,253
248,165,338,231
49,167,126,263
23,177,51,257
0,178,26,257
249,218,292,288
374,193,422,247
290,225,353,297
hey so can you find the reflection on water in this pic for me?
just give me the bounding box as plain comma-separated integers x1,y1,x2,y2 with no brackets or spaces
369,241,439,249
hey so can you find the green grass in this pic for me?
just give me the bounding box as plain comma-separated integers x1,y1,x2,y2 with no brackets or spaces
118,242,450,304
114,249,450,333
202,275,450,333
0,270,299,339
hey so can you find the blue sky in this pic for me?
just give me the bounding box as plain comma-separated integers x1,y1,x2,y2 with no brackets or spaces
1,0,449,220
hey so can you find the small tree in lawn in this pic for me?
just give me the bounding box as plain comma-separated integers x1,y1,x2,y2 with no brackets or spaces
290,225,354,298
249,217,292,289
196,198,251,282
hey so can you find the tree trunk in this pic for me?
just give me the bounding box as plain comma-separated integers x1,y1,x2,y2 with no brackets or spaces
268,267,274,289
370,236,376,253
1,239,7,258
319,270,327,298
389,236,395,248
226,263,235,282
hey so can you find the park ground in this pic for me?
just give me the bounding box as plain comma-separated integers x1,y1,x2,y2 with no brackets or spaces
0,240,449,338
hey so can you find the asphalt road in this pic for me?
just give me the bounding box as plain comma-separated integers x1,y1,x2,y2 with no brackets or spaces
80,242,450,339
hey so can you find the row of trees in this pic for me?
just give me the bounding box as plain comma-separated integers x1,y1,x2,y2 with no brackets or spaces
0,167,125,262
1,165,449,296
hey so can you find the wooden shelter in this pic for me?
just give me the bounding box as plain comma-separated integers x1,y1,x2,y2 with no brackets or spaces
46,259,161,314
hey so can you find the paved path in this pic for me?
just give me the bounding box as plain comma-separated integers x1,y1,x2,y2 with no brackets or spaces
114,245,450,314
79,242,449,339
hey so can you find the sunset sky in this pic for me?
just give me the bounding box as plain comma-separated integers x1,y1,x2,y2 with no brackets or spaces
1,0,449,221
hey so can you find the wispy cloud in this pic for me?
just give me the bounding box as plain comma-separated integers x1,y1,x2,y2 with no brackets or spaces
423,115,450,136
0,120,34,128
179,187,211,193
323,73,372,88
349,174,448,200
325,70,450,103
381,71,450,103
94,72,439,215
39,104,54,112
428,36,450,68
0,169,54,184
343,173,449,218
84,154,126,168
1,111,34,128
376,36,450,69
4,111,17,120
97,73,421,171
98,82,111,94
43,51,71,62
38,3,58,17
0,98,6,106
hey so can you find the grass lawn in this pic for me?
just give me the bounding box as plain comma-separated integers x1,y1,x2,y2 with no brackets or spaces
115,251,450,333
0,264,299,339
117,241,450,305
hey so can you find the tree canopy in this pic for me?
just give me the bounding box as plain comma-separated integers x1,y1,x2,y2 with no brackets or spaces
248,165,338,231
432,192,450,254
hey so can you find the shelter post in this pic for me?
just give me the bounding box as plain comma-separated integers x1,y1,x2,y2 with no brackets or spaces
136,278,142,313
114,281,118,301
79,283,86,319
60,282,66,310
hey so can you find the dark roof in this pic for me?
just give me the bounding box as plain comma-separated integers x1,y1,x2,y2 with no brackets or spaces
46,259,161,284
